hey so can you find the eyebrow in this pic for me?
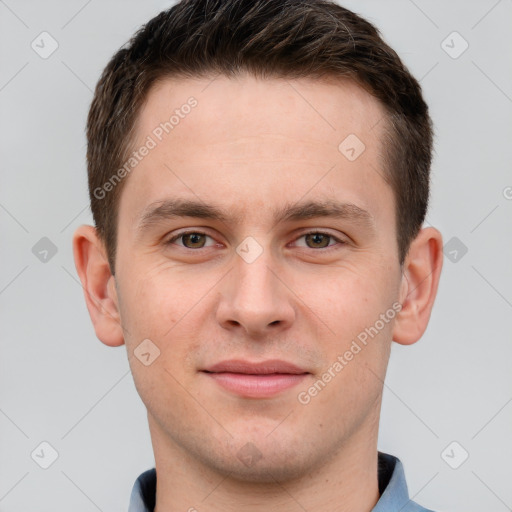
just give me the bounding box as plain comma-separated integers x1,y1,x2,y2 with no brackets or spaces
136,197,375,233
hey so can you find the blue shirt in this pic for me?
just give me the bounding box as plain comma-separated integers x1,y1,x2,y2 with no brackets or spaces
128,451,436,511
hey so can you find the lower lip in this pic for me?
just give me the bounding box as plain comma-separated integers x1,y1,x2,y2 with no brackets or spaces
204,372,308,398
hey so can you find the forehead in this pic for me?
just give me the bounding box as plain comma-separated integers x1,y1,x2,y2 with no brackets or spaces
136,74,386,154
120,74,392,229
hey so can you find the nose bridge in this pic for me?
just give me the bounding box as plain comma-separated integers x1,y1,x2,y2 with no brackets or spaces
236,249,277,304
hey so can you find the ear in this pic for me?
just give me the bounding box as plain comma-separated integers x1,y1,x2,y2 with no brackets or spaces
72,225,125,347
392,227,443,345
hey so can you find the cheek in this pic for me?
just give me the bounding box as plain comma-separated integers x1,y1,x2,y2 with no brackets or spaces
300,260,398,406
302,260,399,336
118,259,209,338
117,265,206,411
117,260,218,377
305,269,395,417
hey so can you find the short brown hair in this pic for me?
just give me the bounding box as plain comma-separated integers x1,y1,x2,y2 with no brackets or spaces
87,0,433,273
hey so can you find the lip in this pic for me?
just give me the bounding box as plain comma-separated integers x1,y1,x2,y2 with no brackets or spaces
202,359,310,398
204,359,308,375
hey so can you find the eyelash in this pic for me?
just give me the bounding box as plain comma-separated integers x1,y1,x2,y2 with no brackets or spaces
166,230,346,251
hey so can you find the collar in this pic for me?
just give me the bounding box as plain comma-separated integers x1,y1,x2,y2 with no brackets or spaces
128,451,434,512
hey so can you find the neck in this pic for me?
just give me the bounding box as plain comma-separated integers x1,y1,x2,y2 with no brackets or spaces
150,410,381,512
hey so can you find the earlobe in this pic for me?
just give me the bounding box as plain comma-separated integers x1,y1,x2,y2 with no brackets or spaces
392,227,443,346
72,225,125,347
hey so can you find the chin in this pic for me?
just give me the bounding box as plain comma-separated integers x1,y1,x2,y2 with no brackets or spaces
204,437,317,484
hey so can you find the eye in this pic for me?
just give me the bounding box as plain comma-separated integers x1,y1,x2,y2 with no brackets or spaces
293,231,345,250
166,231,216,249
165,230,346,251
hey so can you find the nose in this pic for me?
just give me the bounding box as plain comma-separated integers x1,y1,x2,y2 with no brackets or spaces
216,248,296,338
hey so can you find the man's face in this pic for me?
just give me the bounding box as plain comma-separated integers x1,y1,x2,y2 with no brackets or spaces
114,75,402,480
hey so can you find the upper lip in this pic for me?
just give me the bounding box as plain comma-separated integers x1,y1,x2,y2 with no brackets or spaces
203,359,309,375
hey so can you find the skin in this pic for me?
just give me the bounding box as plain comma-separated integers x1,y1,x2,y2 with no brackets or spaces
73,74,443,512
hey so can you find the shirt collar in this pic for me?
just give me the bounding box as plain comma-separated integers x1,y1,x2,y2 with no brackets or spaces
128,451,432,512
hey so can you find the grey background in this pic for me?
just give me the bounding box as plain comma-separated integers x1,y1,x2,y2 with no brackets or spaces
1,0,511,510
